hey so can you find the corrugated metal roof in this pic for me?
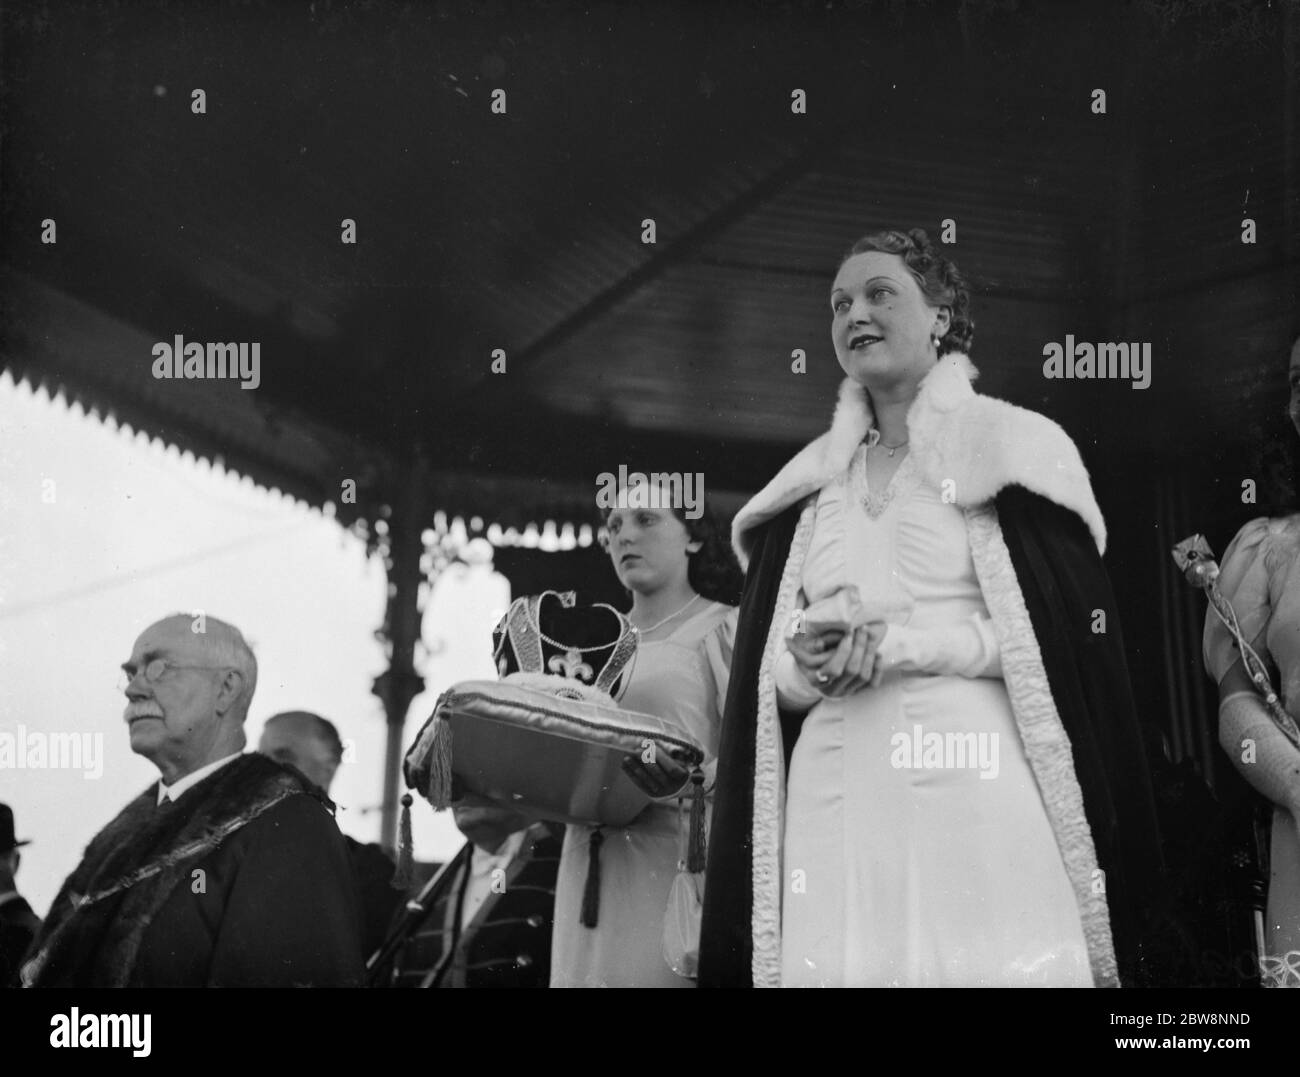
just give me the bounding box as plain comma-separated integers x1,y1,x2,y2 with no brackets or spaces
2,0,1294,526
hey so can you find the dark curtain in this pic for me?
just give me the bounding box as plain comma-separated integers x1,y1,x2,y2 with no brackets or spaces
1096,461,1265,985
492,546,630,613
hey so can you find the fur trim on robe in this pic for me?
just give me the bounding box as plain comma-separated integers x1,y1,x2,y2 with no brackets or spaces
730,353,1120,987
732,352,1106,565
21,753,330,987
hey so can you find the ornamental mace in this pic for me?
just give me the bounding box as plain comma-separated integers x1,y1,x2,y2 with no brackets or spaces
1172,534,1300,748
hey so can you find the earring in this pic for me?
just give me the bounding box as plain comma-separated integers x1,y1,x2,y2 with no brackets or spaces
931,334,943,349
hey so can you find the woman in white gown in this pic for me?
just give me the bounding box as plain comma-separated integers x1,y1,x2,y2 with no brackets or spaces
775,438,1092,986
699,228,1165,988
1203,330,1300,986
549,493,740,987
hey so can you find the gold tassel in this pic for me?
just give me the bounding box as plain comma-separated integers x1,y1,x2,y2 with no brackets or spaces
392,793,414,890
580,827,604,928
426,716,454,809
686,768,707,873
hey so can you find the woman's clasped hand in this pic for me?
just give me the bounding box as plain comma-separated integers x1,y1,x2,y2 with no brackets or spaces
787,621,888,698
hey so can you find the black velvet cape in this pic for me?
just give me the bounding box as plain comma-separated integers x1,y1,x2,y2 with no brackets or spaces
698,484,1170,987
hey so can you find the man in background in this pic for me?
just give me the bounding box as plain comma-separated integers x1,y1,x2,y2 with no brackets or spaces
22,613,363,987
258,710,402,960
0,804,41,987
375,794,561,988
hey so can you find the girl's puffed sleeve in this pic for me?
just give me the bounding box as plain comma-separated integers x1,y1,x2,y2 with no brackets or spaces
1204,517,1273,683
698,608,738,790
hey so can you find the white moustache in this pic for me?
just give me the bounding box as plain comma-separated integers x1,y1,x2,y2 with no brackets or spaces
124,701,164,722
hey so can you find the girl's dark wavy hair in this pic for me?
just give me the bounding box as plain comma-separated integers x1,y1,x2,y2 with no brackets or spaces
1255,317,1300,516
842,227,975,356
599,499,744,607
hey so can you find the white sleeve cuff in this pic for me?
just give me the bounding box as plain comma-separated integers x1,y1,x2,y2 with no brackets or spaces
775,646,823,711
875,615,1001,678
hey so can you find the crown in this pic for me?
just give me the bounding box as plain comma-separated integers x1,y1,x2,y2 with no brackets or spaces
491,591,637,701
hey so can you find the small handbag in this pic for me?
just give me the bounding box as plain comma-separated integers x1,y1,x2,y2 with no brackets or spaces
663,778,708,979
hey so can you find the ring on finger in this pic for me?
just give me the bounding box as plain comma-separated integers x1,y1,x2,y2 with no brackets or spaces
816,671,831,684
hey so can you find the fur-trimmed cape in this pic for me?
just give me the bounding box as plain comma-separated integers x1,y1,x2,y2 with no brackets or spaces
699,353,1167,988
731,353,1106,562
22,752,364,987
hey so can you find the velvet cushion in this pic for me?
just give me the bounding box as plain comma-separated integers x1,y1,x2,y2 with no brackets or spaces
412,679,705,826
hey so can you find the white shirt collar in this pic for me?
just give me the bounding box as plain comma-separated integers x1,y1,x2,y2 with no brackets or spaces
469,829,528,877
157,751,243,805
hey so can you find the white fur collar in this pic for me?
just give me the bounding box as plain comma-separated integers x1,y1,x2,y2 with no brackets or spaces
731,352,1107,564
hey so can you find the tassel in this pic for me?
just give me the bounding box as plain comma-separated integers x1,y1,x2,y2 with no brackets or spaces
426,716,454,809
391,793,414,890
580,827,604,928
686,768,707,873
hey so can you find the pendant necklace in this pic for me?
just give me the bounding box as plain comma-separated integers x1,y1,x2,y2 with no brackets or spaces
869,438,909,458
633,593,701,636
865,429,909,458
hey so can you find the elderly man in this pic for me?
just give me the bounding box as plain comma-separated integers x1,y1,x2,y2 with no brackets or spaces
258,710,402,959
21,613,364,987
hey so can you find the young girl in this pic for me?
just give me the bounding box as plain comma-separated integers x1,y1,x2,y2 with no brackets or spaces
549,489,741,988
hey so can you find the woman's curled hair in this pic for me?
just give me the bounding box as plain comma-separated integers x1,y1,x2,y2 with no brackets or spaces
843,227,975,356
600,500,744,607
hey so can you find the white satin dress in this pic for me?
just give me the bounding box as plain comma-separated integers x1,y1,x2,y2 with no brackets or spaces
550,600,733,988
1204,516,1300,971
778,446,1093,987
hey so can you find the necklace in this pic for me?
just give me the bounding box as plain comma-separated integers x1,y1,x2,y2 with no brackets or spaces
632,593,701,636
865,429,909,458
855,443,921,519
